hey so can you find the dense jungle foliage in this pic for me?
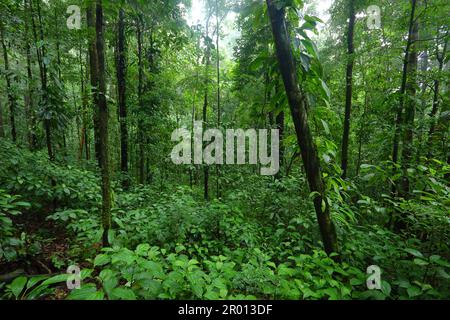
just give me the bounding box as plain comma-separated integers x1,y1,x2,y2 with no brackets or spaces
0,0,449,300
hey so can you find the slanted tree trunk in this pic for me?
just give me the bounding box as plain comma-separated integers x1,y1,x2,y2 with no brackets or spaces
266,0,339,258
340,0,355,179
95,0,112,247
0,23,16,143
116,7,129,188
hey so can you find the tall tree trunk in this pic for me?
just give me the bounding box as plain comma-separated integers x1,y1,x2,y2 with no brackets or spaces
203,15,212,201
24,0,37,149
427,33,447,157
391,0,417,194
275,78,284,179
116,7,129,188
78,33,90,161
399,20,419,198
29,0,54,160
87,1,101,166
0,23,17,143
35,0,54,161
340,0,355,179
136,15,145,185
0,98,4,138
95,0,112,247
266,0,339,258
215,0,221,198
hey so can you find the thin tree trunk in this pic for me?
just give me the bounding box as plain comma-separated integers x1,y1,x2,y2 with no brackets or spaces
30,0,54,160
340,0,355,179
399,20,419,197
427,34,447,157
0,98,4,138
87,1,101,166
0,23,16,143
215,0,221,198
24,0,37,149
95,0,112,247
203,14,212,201
78,33,90,161
266,0,339,258
391,0,417,194
137,15,145,185
275,78,284,179
116,7,129,188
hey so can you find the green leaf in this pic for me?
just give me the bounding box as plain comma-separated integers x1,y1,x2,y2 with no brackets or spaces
320,120,330,135
40,274,69,286
112,287,136,300
10,276,27,299
94,254,110,267
111,248,135,265
381,281,391,296
135,243,150,256
67,284,104,300
413,258,429,266
407,285,421,298
404,248,424,258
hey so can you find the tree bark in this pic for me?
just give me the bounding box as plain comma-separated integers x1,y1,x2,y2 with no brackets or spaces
391,0,417,194
87,1,101,166
399,20,419,197
340,0,355,179
95,0,112,247
0,98,4,138
24,0,37,149
266,0,339,257
136,15,145,185
0,23,17,143
116,7,129,188
203,14,212,201
427,33,447,157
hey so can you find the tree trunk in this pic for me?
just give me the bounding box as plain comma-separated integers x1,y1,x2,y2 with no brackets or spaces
95,0,112,247
24,0,37,149
391,0,417,194
116,7,129,188
215,0,221,198
136,16,145,185
0,23,17,143
399,20,419,197
87,1,101,166
79,34,90,161
203,15,212,201
340,0,355,179
275,78,284,179
427,34,447,157
0,98,4,138
266,0,339,258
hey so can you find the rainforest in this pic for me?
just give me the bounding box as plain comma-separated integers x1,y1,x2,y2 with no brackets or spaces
0,0,449,301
